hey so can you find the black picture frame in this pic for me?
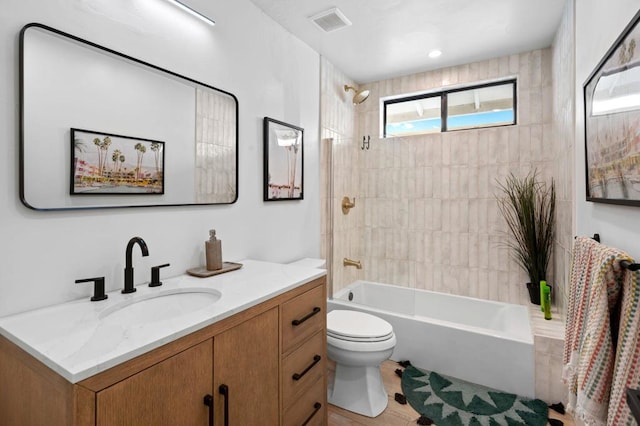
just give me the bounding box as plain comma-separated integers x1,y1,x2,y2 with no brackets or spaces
584,8,640,206
71,128,165,195
20,23,239,211
263,117,304,201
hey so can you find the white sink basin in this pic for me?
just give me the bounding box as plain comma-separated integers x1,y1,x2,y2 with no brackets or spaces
99,288,222,325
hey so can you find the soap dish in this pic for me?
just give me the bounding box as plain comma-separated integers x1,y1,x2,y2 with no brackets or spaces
186,261,243,278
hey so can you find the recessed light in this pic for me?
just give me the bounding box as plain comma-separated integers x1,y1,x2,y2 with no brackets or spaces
428,50,442,58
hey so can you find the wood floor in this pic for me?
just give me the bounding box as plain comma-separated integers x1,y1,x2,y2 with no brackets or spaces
327,360,575,426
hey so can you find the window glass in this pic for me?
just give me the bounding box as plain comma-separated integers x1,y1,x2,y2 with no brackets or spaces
382,79,516,138
447,82,515,130
385,96,441,137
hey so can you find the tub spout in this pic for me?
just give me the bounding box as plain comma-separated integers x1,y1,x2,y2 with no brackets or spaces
343,258,362,269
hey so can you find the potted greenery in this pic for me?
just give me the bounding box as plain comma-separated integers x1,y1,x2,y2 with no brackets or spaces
496,171,556,305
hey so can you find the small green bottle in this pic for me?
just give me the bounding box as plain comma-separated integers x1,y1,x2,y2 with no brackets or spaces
543,286,552,320
540,280,547,311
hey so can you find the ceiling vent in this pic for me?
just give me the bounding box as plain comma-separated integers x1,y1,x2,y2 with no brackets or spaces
309,7,352,33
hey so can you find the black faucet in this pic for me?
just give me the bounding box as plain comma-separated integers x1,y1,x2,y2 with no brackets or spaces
123,236,149,294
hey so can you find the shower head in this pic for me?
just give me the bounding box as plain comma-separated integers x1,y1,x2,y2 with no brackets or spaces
344,85,370,105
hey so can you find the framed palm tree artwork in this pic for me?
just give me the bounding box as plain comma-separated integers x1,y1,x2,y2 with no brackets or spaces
263,117,304,201
70,128,165,195
584,8,640,206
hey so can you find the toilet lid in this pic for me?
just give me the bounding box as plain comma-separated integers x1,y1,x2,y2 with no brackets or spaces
327,310,394,342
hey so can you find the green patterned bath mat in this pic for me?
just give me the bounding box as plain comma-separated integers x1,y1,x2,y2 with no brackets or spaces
401,365,548,426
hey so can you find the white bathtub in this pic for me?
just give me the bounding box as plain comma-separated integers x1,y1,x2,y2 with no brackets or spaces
328,280,535,398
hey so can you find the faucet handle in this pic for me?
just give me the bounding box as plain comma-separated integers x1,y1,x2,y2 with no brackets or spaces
76,277,108,302
149,263,170,287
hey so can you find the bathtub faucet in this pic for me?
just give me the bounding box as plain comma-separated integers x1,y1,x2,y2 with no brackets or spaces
343,258,362,269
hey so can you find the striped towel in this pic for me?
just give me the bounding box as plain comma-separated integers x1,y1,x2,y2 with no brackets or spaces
563,237,632,425
607,268,640,425
563,237,600,389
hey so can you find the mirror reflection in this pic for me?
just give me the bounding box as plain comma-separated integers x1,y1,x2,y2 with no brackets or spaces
592,65,640,116
20,24,238,210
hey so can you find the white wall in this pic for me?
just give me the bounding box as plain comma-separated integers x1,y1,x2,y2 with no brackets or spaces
575,0,640,256
0,0,320,316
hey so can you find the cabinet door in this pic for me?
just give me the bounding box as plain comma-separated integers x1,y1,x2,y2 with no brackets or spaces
214,307,279,426
96,339,213,426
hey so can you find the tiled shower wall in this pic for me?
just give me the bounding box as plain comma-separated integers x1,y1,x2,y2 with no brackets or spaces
534,0,574,405
319,57,360,294
323,48,563,309
195,88,237,203
354,48,557,308
551,0,575,321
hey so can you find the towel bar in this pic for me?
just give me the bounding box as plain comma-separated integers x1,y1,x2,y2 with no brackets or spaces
578,233,640,271
621,260,640,271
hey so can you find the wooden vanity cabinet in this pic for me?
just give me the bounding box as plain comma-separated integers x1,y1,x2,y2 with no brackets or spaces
96,339,213,425
95,308,279,426
0,277,326,426
213,307,279,426
280,283,327,425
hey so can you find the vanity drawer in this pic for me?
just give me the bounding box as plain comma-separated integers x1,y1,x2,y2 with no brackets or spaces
281,285,325,354
283,377,325,426
282,331,325,408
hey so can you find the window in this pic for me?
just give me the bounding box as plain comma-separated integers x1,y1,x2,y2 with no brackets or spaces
386,95,441,136
383,79,516,138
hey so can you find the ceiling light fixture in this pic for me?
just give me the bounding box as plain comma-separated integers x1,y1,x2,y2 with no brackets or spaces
428,50,442,58
166,0,215,26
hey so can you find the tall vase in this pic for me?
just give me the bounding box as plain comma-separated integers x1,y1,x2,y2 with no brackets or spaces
526,282,541,305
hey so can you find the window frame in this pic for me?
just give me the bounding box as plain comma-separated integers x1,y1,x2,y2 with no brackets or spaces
382,78,517,138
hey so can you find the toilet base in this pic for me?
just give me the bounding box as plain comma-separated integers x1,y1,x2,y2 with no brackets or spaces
328,363,388,417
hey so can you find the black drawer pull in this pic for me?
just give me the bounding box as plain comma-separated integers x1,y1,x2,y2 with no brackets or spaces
203,394,214,426
292,355,322,381
219,384,229,426
292,307,321,326
301,402,322,426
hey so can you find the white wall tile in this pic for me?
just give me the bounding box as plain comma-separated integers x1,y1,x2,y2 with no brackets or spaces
322,47,559,311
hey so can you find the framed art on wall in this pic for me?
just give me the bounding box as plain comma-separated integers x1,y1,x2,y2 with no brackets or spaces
263,117,304,201
584,9,640,206
71,128,165,195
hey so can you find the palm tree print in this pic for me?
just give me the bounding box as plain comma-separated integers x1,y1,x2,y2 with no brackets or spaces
112,149,122,173
134,143,147,180
72,130,163,194
93,136,112,175
93,138,103,175
150,142,161,176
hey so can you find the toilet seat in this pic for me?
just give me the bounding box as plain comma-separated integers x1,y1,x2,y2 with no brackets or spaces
327,310,395,348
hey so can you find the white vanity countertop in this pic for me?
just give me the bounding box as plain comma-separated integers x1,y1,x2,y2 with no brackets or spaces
0,260,326,383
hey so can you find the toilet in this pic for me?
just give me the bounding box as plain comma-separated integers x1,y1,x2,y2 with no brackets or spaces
286,258,396,417
326,309,396,417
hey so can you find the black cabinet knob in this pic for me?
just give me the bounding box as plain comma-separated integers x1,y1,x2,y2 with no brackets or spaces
75,277,108,301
